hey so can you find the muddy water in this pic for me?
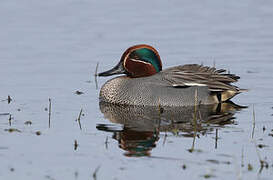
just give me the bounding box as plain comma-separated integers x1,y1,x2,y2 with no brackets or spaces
1,0,273,179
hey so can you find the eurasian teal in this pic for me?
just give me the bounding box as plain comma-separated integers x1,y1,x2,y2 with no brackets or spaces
98,44,245,106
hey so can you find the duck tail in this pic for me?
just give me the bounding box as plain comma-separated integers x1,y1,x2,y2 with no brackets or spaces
221,88,247,102
238,88,248,93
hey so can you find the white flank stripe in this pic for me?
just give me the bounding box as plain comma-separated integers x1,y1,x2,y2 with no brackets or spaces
183,83,207,87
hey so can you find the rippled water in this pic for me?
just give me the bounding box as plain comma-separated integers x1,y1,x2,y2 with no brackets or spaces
1,0,273,179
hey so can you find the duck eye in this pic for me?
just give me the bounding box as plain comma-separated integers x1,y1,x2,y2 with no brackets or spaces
129,52,139,60
133,55,138,59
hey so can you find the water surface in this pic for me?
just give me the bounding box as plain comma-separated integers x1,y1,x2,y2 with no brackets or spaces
1,0,273,179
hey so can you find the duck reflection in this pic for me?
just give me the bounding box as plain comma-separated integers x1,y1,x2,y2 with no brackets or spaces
112,129,159,157
97,102,245,157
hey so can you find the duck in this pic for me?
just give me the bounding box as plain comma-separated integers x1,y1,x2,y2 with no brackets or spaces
98,44,245,106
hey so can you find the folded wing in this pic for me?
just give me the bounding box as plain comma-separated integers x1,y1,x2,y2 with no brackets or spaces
162,64,245,101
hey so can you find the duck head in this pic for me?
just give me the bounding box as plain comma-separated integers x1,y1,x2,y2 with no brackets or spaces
98,44,162,78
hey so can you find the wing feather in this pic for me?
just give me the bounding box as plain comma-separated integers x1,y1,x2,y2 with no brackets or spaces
162,64,240,92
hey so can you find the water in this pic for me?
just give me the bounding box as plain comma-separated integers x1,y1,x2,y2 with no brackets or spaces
1,0,273,179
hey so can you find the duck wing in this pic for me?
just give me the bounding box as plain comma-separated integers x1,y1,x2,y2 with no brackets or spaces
161,64,241,93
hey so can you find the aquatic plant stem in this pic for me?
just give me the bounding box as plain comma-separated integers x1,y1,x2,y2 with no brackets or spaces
48,98,52,128
251,105,255,139
7,95,12,104
215,129,218,149
105,136,108,149
253,140,268,174
250,106,269,174
190,88,198,151
94,62,99,90
156,98,162,135
8,114,11,126
77,108,83,130
92,166,100,180
241,146,244,167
